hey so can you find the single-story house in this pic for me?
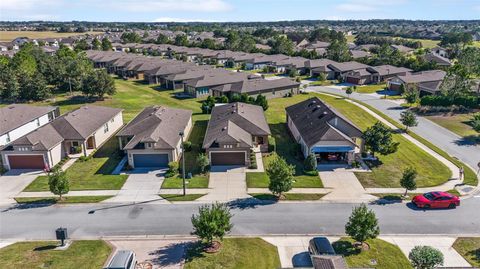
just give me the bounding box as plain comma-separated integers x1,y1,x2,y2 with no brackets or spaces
0,104,59,147
305,59,337,79
387,70,447,95
423,53,452,67
343,68,372,85
327,61,370,81
349,50,370,59
203,102,271,166
1,106,123,170
210,77,300,99
285,97,363,165
367,65,412,83
391,44,414,54
116,106,192,168
431,46,449,58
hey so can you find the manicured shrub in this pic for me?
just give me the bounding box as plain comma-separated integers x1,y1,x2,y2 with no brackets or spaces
166,161,179,178
304,153,317,172
182,141,192,152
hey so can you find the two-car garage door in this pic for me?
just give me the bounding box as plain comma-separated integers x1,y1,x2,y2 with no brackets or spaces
132,154,169,168
7,155,45,169
210,152,245,166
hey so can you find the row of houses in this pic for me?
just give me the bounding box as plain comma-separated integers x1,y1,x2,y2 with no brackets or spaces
1,98,363,170
86,50,301,99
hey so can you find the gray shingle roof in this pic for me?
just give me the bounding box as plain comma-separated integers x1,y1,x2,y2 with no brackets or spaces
117,106,192,150
0,104,57,135
285,97,362,148
203,102,271,149
10,124,64,151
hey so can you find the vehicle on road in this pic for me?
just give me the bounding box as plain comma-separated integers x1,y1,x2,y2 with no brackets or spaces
308,237,336,256
105,250,137,269
412,191,460,209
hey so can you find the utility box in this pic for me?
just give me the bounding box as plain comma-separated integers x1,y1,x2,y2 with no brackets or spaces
55,227,68,246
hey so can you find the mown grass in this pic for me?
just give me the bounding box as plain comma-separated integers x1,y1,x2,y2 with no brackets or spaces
317,93,451,188
0,31,104,41
355,83,387,94
14,196,113,204
24,136,128,191
425,113,479,143
184,238,281,269
453,237,480,267
0,240,112,269
333,238,412,269
249,193,326,201
159,194,205,201
161,175,209,189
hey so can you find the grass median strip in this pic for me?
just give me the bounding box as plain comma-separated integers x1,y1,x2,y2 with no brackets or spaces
161,175,209,189
184,238,281,269
452,237,480,267
0,240,112,269
14,196,113,204
159,194,205,201
249,193,326,201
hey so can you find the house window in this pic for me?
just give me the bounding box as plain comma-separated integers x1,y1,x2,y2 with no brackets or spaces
36,118,40,127
72,141,79,147
103,123,109,133
110,118,115,123
223,145,233,149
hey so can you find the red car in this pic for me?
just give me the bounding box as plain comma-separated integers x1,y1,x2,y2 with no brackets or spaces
412,192,460,209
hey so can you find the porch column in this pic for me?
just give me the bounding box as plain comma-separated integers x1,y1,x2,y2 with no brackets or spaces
83,141,87,157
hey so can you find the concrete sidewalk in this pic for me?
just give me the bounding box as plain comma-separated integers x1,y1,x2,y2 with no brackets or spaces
320,171,377,202
16,190,119,198
197,166,250,202
0,170,46,204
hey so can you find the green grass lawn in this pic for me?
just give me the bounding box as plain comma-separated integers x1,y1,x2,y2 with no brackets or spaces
161,175,209,189
453,237,480,267
266,94,326,188
24,137,128,191
309,80,337,86
333,238,412,269
317,94,451,188
159,194,205,201
425,113,479,144
14,196,113,204
355,83,387,94
246,172,270,188
184,238,281,269
0,240,112,269
249,193,326,200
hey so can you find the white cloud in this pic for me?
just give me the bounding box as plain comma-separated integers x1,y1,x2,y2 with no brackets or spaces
108,0,232,12
336,0,407,13
153,17,218,22
0,0,62,20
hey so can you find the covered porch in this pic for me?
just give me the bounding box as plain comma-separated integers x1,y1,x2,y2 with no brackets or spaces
65,136,97,157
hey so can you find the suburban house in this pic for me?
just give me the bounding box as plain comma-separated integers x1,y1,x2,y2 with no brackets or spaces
390,44,414,54
431,46,449,58
1,105,123,170
0,104,59,147
183,71,253,98
285,97,363,165
203,103,271,166
116,106,192,168
423,53,453,67
367,65,412,83
327,61,370,81
387,70,447,95
305,59,337,78
210,77,300,99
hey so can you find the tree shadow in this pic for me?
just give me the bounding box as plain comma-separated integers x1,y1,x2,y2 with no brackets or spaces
1,201,55,212
52,95,97,107
362,159,383,169
184,241,207,263
454,135,480,146
226,197,276,210
465,248,480,264
148,241,195,267
386,106,406,111
332,240,360,257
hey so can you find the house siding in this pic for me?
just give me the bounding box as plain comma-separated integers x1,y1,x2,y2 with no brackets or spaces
0,113,51,146
93,112,124,148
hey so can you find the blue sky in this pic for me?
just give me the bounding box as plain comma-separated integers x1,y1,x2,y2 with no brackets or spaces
1,0,479,22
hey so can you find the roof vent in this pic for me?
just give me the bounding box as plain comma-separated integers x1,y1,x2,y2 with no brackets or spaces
222,127,227,131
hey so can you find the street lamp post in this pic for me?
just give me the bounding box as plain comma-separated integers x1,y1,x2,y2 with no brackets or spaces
179,131,186,196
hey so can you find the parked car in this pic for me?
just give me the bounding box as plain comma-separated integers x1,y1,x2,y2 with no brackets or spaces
105,250,136,269
412,191,460,209
308,237,336,256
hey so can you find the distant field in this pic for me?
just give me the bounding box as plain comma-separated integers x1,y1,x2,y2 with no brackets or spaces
0,31,103,41
401,37,440,48
346,35,356,43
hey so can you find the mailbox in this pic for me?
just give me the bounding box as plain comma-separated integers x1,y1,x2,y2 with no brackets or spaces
55,227,68,246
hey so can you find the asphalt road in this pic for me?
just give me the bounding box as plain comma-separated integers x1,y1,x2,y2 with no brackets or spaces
1,199,479,240
313,86,480,171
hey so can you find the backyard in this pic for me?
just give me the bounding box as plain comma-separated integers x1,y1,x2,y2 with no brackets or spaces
0,240,112,269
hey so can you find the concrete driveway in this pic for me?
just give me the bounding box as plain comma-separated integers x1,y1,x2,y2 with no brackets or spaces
104,168,168,204
320,171,377,202
262,236,341,268
197,166,250,202
109,239,194,269
0,169,44,205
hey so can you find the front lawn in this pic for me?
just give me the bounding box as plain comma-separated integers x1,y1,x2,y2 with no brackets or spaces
15,196,113,204
453,237,480,267
0,240,112,269
250,193,326,201
246,172,269,188
333,238,412,269
184,238,281,269
355,83,387,94
24,137,128,191
317,94,451,188
161,175,209,189
159,194,205,201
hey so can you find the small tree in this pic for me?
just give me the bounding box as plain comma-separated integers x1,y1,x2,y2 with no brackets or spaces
196,153,210,174
362,121,399,158
48,168,69,201
318,72,326,82
304,153,317,172
255,94,269,111
400,110,418,132
345,203,380,250
400,167,417,196
345,86,353,98
266,153,294,197
471,113,480,132
191,203,233,250
166,161,179,178
409,246,444,269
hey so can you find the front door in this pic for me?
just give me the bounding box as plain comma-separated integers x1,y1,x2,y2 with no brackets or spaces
86,136,95,149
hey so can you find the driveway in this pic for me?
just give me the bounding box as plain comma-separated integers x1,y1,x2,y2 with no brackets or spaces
0,169,44,205
109,239,194,269
104,168,168,204
380,236,471,268
262,236,341,268
197,166,249,202
320,171,377,202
